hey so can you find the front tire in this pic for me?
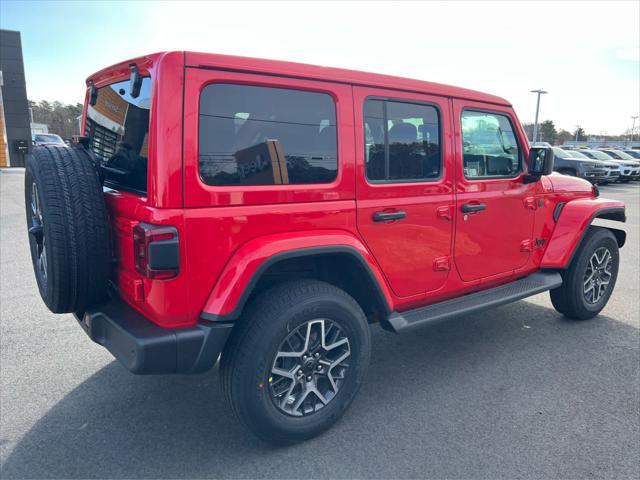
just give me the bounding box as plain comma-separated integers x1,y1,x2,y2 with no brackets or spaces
550,227,619,320
220,280,371,444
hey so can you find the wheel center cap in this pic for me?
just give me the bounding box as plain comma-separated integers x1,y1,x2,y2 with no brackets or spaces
302,358,316,374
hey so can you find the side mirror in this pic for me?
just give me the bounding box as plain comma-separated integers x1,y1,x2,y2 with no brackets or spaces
129,64,142,99
525,146,554,183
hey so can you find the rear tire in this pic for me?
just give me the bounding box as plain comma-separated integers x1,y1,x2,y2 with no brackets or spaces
25,146,110,313
550,227,619,320
220,279,370,445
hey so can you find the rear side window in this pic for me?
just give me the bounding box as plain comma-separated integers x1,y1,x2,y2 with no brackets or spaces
199,84,337,186
85,77,151,194
364,99,441,182
461,110,521,179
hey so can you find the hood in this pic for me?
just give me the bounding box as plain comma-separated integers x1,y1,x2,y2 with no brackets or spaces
547,173,594,193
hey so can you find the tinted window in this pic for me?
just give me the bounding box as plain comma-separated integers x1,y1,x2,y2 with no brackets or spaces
85,77,151,194
552,147,571,159
603,150,622,159
604,150,634,160
584,150,613,161
199,84,337,186
364,99,441,182
567,150,589,159
461,111,521,179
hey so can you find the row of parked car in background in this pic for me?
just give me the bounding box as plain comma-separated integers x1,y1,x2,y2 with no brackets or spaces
546,144,640,184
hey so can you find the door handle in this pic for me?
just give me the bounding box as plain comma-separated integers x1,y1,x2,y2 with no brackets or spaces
372,211,407,222
461,203,486,213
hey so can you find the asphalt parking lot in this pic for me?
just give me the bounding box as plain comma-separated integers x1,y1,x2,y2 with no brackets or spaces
1,168,638,479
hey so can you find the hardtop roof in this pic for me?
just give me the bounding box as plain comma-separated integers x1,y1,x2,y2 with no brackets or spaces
185,51,511,106
87,51,511,106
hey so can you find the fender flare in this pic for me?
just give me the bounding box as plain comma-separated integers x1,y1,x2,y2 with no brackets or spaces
199,231,393,322
541,199,626,269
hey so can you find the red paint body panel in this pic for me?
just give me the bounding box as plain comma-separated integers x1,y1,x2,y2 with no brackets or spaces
352,86,455,297
200,230,393,317
541,198,626,268
451,99,537,282
80,51,625,329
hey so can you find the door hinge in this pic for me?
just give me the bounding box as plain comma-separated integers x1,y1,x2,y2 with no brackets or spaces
436,205,454,221
524,197,537,210
520,239,533,252
521,238,546,252
433,256,451,271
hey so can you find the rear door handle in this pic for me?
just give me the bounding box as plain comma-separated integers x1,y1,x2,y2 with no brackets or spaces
373,211,407,222
461,203,486,213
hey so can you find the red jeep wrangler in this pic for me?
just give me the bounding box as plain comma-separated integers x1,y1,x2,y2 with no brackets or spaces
25,52,626,444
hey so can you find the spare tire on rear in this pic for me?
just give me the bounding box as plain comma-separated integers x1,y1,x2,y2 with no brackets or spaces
25,145,110,314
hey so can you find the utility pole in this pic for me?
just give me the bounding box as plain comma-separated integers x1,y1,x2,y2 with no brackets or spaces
632,116,638,142
530,89,548,143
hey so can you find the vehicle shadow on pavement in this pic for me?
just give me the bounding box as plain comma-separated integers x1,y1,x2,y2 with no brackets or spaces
3,301,639,479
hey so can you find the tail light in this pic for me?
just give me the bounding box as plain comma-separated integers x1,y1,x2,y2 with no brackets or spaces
133,223,179,279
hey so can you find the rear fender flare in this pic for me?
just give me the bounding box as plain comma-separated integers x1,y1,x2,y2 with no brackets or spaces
200,230,393,322
541,199,626,269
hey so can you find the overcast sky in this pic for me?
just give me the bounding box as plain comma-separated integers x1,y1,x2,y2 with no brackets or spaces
1,0,638,134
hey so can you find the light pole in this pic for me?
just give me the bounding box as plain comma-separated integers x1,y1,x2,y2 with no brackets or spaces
530,89,548,143
631,116,638,142
575,124,581,142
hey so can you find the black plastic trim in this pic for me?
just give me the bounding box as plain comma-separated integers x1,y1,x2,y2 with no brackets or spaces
563,206,626,268
76,298,232,374
553,202,565,222
373,211,406,222
387,272,563,333
200,246,391,323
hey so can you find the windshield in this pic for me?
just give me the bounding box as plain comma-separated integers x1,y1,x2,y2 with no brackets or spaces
585,150,614,161
566,150,589,159
604,150,634,160
34,134,64,144
84,76,151,194
552,147,571,159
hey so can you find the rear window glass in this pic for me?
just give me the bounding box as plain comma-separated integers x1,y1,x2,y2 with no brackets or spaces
85,77,151,194
199,84,338,186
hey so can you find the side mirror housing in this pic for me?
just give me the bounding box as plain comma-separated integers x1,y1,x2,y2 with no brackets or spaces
525,146,554,183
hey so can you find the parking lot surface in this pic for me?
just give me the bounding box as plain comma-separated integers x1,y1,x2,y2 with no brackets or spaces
1,169,639,479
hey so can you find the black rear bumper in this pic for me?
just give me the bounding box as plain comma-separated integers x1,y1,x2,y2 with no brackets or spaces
75,299,233,374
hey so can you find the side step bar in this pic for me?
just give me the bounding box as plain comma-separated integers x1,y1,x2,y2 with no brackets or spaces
387,272,563,333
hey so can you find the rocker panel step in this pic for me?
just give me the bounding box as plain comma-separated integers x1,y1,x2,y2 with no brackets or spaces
388,272,563,333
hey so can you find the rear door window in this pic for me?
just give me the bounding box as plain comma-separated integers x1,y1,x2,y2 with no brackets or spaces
85,77,151,194
364,99,441,182
199,84,337,186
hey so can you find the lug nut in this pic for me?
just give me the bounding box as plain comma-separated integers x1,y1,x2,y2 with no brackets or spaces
302,355,308,361
307,376,312,381
314,352,320,359
297,370,303,376
317,365,323,371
